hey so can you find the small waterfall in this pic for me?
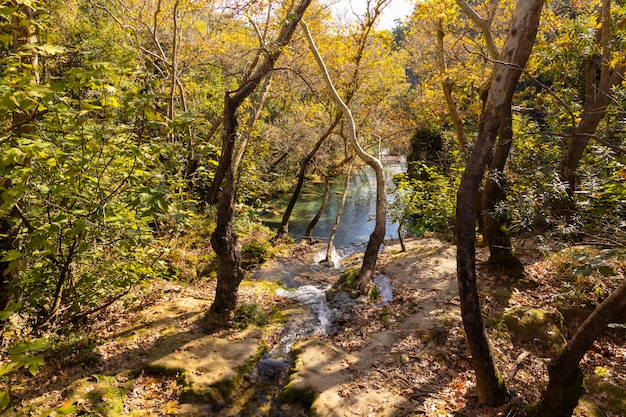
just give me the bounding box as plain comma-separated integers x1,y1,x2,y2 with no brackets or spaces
275,285,333,351
309,244,342,268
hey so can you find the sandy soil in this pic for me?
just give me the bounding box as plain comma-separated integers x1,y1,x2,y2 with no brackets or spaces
3,237,625,417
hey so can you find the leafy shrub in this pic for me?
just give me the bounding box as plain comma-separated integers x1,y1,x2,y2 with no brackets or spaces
389,163,458,237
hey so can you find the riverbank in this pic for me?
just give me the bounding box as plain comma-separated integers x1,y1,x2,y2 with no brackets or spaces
2,237,625,416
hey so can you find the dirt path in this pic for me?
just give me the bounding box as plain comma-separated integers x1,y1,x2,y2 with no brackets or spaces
283,238,471,416
5,237,625,416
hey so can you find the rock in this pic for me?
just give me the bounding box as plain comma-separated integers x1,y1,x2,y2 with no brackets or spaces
573,394,607,417
144,327,266,404
501,306,567,354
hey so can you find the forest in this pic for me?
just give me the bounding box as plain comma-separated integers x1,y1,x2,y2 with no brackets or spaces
0,0,625,415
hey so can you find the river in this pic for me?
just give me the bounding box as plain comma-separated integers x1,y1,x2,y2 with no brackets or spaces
261,158,406,250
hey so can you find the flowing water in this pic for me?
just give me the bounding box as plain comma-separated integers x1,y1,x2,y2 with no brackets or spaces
229,161,404,414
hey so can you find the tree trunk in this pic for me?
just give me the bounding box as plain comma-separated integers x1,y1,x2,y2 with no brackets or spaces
303,174,330,241
233,73,273,176
456,0,543,405
300,20,387,296
480,106,524,276
1,2,39,313
535,278,626,417
436,19,467,153
455,0,500,60
278,114,340,239
204,95,245,329
558,0,623,214
203,0,312,329
326,166,351,263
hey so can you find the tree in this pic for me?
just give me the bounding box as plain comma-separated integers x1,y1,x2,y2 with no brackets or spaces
204,0,312,329
455,0,543,405
300,14,388,295
558,0,624,215
1,0,40,313
535,277,626,416
277,114,340,239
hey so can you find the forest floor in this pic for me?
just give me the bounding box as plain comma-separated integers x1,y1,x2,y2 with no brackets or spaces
3,236,626,416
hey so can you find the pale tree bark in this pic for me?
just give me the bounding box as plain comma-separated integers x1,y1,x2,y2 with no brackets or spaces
280,1,388,240
535,277,626,416
204,0,312,329
233,73,273,175
559,0,624,214
455,0,500,60
300,19,387,296
436,19,467,153
455,0,543,405
325,164,352,263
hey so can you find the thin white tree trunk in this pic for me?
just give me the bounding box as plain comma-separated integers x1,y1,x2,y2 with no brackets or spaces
300,19,387,295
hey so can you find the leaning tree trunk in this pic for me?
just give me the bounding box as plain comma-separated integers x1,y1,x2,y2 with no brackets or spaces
456,0,543,405
303,174,330,241
278,114,340,239
300,20,386,296
535,277,626,417
436,18,467,154
204,0,312,329
326,166,351,263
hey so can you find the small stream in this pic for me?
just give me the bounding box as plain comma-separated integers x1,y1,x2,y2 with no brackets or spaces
221,243,395,416
226,160,403,415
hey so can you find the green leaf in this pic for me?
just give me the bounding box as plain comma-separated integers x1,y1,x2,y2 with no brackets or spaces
0,362,18,377
0,391,9,411
7,337,48,355
599,265,615,277
26,355,44,375
573,266,592,277
0,301,22,321
0,250,21,263
67,220,87,236
1,148,27,165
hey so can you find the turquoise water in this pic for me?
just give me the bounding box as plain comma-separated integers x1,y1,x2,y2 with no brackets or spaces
262,161,405,249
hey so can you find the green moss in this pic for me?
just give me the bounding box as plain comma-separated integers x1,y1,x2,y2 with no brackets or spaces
241,241,270,270
233,302,270,329
61,374,133,416
586,376,626,415
326,267,360,301
280,383,317,407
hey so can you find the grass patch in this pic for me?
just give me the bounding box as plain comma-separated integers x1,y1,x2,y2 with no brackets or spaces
233,302,270,330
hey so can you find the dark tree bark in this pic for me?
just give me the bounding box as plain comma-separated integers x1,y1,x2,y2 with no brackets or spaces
455,0,543,405
277,114,340,239
480,106,524,275
558,0,623,214
303,174,330,241
535,278,626,417
204,0,312,329
1,2,39,313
